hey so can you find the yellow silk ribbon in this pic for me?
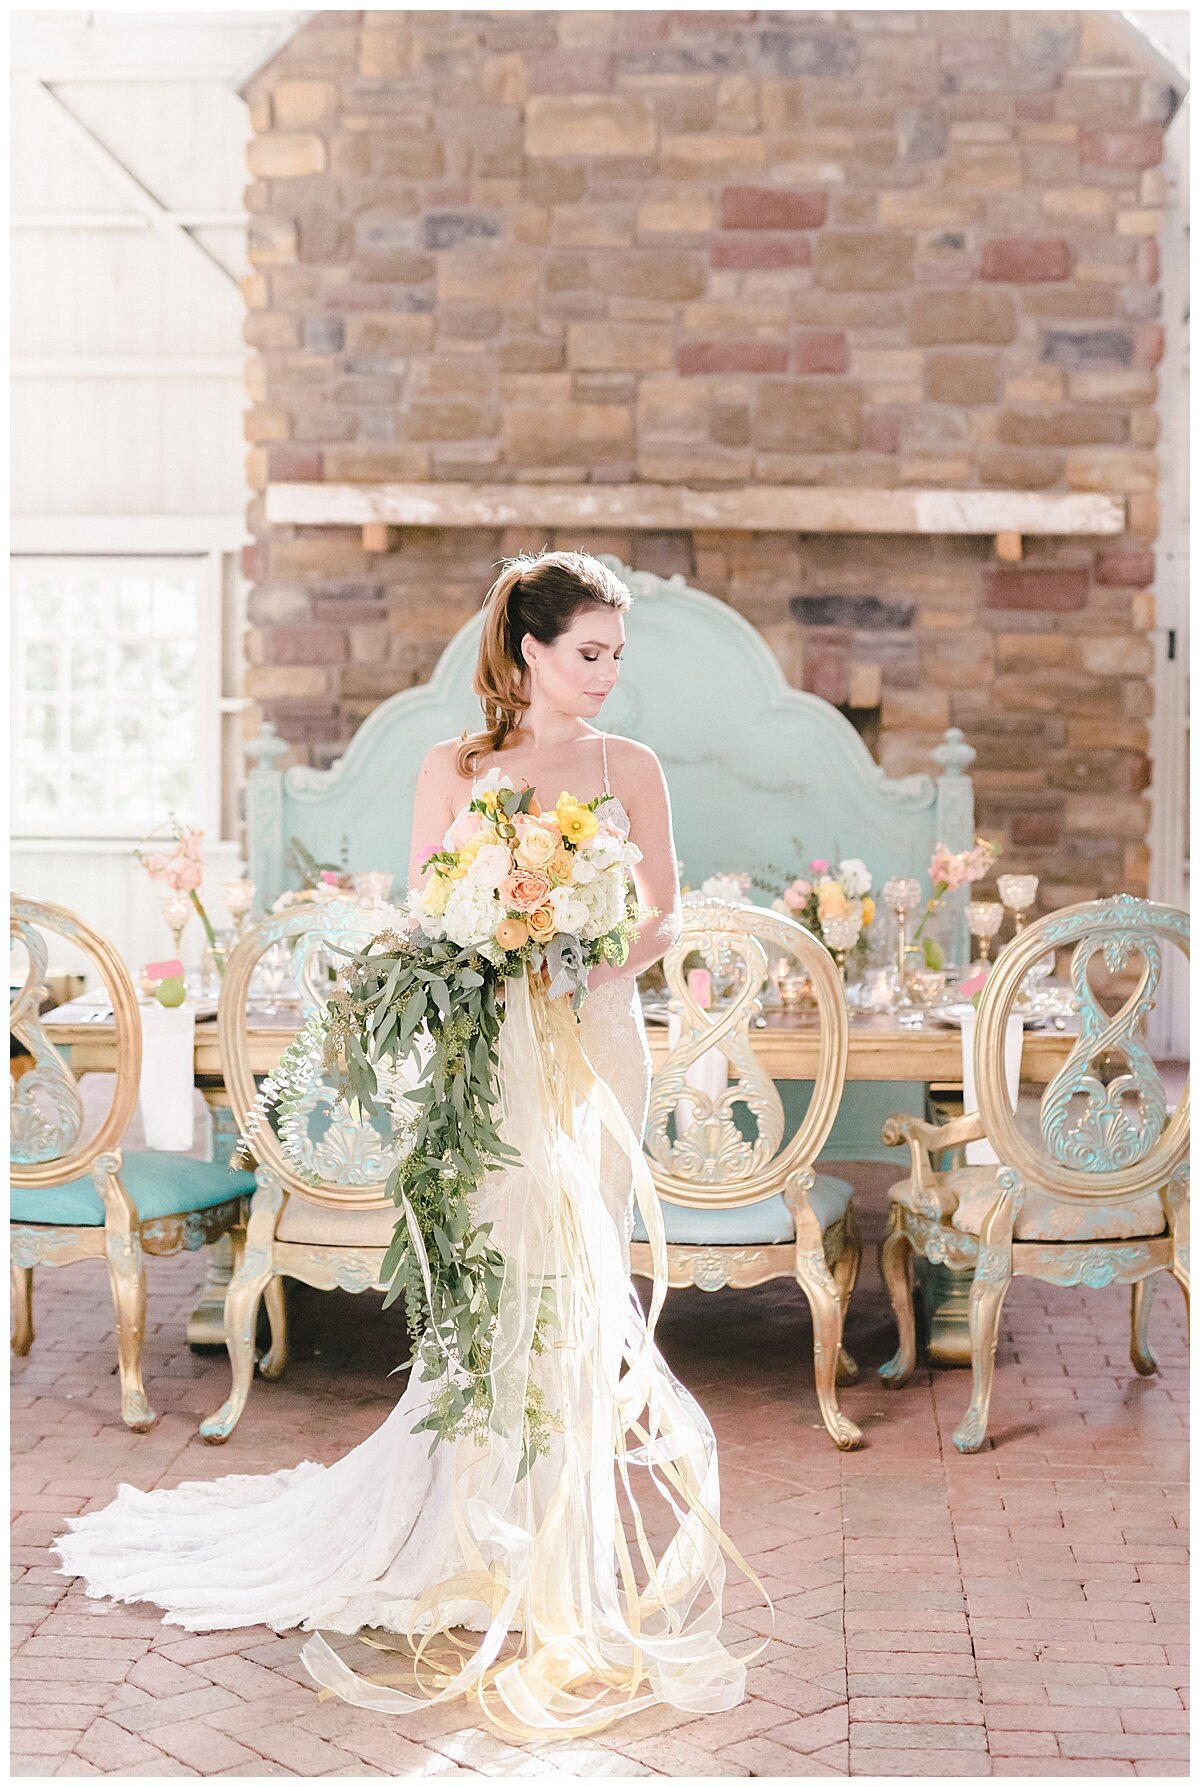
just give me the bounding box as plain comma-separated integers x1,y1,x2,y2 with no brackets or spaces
301,971,773,1740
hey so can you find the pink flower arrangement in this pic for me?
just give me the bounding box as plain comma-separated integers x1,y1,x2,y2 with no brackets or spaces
913,837,1002,967
136,817,218,950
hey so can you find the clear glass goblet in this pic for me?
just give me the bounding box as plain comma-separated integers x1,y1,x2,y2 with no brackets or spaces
221,878,256,938
966,898,1004,964
998,873,1039,935
820,912,863,988
160,892,192,959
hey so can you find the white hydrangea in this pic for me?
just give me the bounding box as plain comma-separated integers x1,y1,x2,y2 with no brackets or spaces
441,879,503,948
577,863,626,940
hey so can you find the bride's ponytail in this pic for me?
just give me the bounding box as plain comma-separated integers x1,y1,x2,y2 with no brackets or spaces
456,551,631,779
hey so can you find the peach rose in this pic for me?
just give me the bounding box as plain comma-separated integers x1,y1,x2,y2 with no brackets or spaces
500,869,551,913
527,904,557,940
548,843,575,883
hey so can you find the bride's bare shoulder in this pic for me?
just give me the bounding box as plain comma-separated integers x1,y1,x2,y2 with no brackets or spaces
607,735,666,786
417,737,468,783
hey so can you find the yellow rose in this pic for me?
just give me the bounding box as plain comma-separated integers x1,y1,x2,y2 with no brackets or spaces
548,843,574,883
527,904,557,940
860,896,875,928
423,873,451,915
555,793,599,845
816,879,850,921
514,820,559,871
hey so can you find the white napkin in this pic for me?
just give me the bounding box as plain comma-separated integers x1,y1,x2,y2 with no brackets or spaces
667,1009,730,1137
959,1008,1024,1167
138,1003,197,1152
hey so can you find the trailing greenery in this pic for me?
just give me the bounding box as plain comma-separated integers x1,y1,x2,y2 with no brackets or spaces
238,925,559,1479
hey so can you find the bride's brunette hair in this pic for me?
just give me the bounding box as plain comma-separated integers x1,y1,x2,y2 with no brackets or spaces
456,550,631,777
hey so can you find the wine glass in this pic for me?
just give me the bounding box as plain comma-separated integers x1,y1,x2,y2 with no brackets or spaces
160,891,192,958
998,873,1039,936
966,899,1004,964
221,878,256,938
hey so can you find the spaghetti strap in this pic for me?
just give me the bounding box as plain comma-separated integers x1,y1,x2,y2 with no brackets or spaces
600,732,610,796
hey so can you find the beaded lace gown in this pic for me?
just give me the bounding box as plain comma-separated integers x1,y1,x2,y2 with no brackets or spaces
53,747,758,1740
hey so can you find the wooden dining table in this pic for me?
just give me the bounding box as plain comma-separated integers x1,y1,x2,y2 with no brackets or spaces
48,998,1077,1083
44,996,1079,1366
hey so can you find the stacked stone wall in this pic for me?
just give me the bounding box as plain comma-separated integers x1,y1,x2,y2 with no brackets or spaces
242,9,1176,901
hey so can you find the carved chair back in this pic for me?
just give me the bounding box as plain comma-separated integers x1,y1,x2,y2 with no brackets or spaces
974,895,1189,1212
645,899,848,1210
218,898,413,1211
11,896,142,1191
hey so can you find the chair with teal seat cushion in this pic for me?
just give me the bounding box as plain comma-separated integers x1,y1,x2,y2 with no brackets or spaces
631,1172,853,1248
12,1152,256,1229
629,898,864,1451
879,895,1189,1454
10,896,252,1432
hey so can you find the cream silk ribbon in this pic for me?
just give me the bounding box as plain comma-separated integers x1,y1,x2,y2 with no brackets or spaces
300,971,772,1740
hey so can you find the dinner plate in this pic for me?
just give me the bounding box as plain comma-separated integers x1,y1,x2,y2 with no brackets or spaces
927,1002,1046,1030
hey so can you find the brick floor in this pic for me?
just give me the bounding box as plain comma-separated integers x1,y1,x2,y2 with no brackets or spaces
12,1162,1188,1778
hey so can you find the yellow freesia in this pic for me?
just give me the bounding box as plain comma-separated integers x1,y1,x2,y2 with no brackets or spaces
424,873,451,913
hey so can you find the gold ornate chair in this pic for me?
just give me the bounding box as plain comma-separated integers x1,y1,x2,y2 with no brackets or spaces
629,898,861,1449
201,897,411,1443
879,893,1189,1453
10,895,254,1430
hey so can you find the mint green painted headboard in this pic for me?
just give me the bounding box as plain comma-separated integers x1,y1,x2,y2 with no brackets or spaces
246,559,975,959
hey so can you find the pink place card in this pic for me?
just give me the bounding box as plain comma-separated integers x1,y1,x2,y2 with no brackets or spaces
143,959,184,981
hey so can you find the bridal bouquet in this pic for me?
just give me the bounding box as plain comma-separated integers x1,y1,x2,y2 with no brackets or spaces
239,772,645,1477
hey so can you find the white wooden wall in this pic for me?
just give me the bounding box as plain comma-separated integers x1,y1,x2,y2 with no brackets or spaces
10,11,301,977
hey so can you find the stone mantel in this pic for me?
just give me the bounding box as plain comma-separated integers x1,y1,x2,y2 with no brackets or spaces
265,482,1126,561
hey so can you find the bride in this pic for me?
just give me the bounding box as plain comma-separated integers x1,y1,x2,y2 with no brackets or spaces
53,550,764,1741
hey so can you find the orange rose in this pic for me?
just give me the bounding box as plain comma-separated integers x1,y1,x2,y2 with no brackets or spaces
527,904,556,940
494,917,528,950
500,869,551,913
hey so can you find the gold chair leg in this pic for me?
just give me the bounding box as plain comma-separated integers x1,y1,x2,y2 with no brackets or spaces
1164,1170,1189,1336
11,1265,34,1355
832,1203,861,1386
104,1228,156,1432
794,1246,863,1451
878,1204,918,1388
952,1264,1013,1454
1130,1276,1158,1376
259,1273,289,1379
199,1174,284,1444
1171,1263,1190,1334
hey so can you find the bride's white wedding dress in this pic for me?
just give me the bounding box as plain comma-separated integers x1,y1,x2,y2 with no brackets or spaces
53,757,764,1739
